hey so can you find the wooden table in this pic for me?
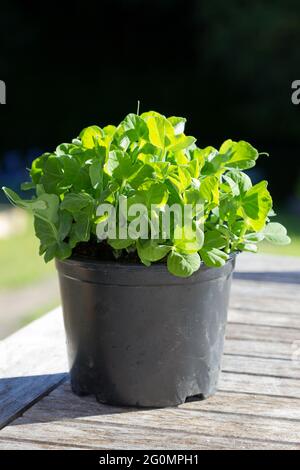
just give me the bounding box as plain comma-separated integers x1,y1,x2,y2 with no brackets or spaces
0,253,300,450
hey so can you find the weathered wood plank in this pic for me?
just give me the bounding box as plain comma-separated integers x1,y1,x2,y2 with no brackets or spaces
3,389,299,451
185,391,300,420
234,272,300,285
235,253,300,274
232,278,300,294
233,253,300,302
0,310,297,430
0,253,299,449
222,354,300,379
230,293,300,314
226,322,299,344
228,308,300,329
0,426,299,451
224,338,296,360
22,381,300,420
0,309,298,430
0,375,66,431
0,438,87,450
0,430,298,450
0,300,299,428
0,309,68,429
13,380,300,421
219,372,300,398
1,382,299,449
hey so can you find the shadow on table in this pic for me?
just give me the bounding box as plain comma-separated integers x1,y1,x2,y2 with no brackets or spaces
233,271,300,284
2,374,157,427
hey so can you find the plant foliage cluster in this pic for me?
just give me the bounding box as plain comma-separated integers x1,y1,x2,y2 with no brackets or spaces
3,111,290,277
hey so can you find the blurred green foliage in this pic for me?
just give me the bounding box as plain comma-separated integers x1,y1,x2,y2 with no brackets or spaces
0,212,55,289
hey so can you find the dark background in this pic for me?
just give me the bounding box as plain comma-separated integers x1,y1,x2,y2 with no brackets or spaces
1,0,300,207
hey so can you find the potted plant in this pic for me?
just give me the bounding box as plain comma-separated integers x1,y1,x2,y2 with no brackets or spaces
3,110,290,407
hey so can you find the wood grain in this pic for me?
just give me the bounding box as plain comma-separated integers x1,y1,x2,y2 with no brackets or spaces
219,372,300,398
224,338,298,360
226,322,299,343
0,382,299,450
0,431,298,450
0,253,299,450
228,308,300,329
222,354,300,379
230,293,300,314
0,309,68,429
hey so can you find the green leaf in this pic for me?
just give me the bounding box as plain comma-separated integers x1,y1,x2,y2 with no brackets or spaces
61,192,94,212
30,153,50,184
105,150,122,176
2,187,47,211
173,225,204,254
80,125,104,149
119,113,149,141
199,176,219,205
21,181,35,191
179,166,192,190
69,211,92,248
56,143,78,156
34,217,57,252
168,166,191,193
89,159,103,191
103,125,117,136
138,142,163,159
224,170,252,196
203,229,227,250
167,116,186,135
108,238,134,250
127,164,155,189
58,210,73,241
113,157,140,184
187,158,200,179
167,251,201,277
40,155,71,194
222,174,240,196
144,115,167,148
219,194,239,226
201,148,228,175
141,112,174,149
241,181,272,231
244,232,265,243
44,241,71,263
137,240,171,262
167,135,196,152
237,242,258,253
139,182,169,207
263,222,291,245
35,193,60,223
53,242,72,259
105,150,140,184
39,151,92,195
200,247,229,267
34,213,71,263
26,192,69,262
220,140,259,170
184,187,203,208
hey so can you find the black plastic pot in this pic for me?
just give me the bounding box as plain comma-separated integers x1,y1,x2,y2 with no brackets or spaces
56,254,236,407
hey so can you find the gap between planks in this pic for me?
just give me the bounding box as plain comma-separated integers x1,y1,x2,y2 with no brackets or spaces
1,252,299,448
1,307,300,429
1,382,300,450
0,434,298,451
